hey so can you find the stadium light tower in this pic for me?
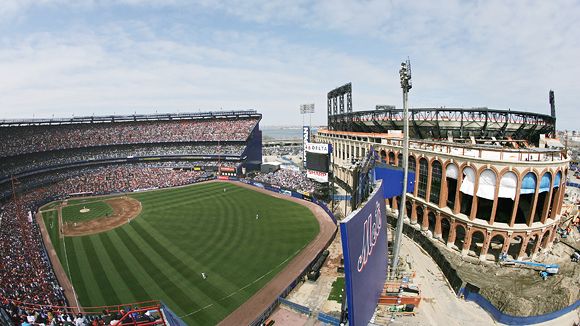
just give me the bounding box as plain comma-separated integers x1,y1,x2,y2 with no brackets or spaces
391,59,412,278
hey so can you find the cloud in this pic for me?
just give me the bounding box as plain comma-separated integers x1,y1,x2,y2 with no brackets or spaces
0,1,578,129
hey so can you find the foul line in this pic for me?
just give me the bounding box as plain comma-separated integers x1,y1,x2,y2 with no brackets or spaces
179,244,307,318
60,210,81,308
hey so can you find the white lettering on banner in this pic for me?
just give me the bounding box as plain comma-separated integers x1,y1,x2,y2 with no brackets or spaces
356,200,382,272
303,126,310,166
306,169,328,183
304,142,330,154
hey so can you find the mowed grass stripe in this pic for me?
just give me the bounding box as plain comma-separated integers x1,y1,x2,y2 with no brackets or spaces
88,235,140,304
80,236,123,305
114,225,218,314
130,219,236,300
68,237,106,306
96,232,147,305
63,237,91,306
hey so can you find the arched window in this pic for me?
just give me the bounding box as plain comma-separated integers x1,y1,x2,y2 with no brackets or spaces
408,155,416,172
397,153,403,167
476,169,497,200
417,158,429,199
430,161,442,204
445,163,459,209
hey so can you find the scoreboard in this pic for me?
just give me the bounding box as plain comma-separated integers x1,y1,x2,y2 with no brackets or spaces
305,142,331,183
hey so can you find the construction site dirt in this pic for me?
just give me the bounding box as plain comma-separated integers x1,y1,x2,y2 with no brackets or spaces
422,227,580,317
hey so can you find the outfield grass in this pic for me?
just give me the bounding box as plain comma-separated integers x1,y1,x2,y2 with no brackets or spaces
61,201,114,223
42,210,64,261
60,182,319,325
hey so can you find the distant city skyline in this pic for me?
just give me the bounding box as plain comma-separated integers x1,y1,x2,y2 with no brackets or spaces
0,1,578,130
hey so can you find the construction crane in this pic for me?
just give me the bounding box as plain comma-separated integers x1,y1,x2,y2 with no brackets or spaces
499,253,559,280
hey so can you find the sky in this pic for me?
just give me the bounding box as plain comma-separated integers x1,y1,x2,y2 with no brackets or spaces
0,0,578,129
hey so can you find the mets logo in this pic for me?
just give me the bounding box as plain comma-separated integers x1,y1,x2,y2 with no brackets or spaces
357,200,382,272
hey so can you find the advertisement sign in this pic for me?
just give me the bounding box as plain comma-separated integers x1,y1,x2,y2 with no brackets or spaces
307,169,329,183
304,142,331,154
303,126,310,167
340,181,387,326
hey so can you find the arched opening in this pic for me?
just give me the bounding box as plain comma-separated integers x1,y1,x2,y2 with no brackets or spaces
440,217,451,244
516,172,537,225
468,231,485,257
496,171,518,224
548,172,562,219
406,201,412,220
525,234,539,258
428,211,436,235
388,151,395,166
408,156,416,195
487,234,505,262
454,224,466,251
430,160,442,205
476,169,496,222
445,163,458,210
416,206,424,228
417,158,428,199
397,153,403,167
535,172,551,223
460,167,475,216
541,229,552,249
380,150,387,163
507,235,524,259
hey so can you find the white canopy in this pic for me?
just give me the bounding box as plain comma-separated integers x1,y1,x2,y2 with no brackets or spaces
476,169,497,200
446,164,458,179
498,172,517,200
460,167,475,196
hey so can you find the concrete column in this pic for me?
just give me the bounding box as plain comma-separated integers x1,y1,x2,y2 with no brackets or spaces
469,168,480,221
517,236,530,260
453,167,464,215
479,231,492,261
425,158,433,202
501,232,512,255
509,176,522,227
527,175,541,226
410,202,418,224
540,178,554,224
461,227,472,256
447,223,457,248
412,156,419,198
421,206,429,231
434,212,442,239
488,179,500,225
557,182,567,215
439,163,449,208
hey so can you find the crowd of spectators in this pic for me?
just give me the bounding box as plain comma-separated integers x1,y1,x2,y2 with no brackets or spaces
1,144,245,178
261,144,302,157
0,117,258,158
0,164,214,325
250,168,318,193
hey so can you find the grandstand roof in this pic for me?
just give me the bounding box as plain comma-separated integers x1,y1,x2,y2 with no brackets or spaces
0,110,261,127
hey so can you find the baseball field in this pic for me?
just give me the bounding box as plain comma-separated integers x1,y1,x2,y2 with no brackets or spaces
41,182,320,325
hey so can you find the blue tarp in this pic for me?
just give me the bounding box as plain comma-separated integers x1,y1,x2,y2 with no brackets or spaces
374,166,415,198
520,173,537,194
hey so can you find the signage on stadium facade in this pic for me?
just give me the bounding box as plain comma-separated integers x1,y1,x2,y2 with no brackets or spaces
307,169,328,183
303,126,310,167
340,181,387,326
305,142,331,154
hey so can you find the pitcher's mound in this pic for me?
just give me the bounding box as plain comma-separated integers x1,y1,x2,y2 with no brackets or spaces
79,207,90,213
63,197,142,237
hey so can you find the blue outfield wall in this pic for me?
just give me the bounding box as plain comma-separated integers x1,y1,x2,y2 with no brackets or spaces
463,286,580,325
340,181,388,326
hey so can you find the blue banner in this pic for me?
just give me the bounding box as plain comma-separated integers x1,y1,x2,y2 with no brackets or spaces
374,166,415,198
340,181,387,326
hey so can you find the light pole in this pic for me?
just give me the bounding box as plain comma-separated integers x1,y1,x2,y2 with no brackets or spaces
391,59,412,278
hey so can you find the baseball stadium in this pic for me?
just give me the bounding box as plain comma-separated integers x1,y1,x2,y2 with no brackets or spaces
0,111,337,326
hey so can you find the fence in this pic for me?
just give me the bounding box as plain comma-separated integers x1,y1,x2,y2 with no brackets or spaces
318,312,341,325
463,284,580,325
278,297,311,315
